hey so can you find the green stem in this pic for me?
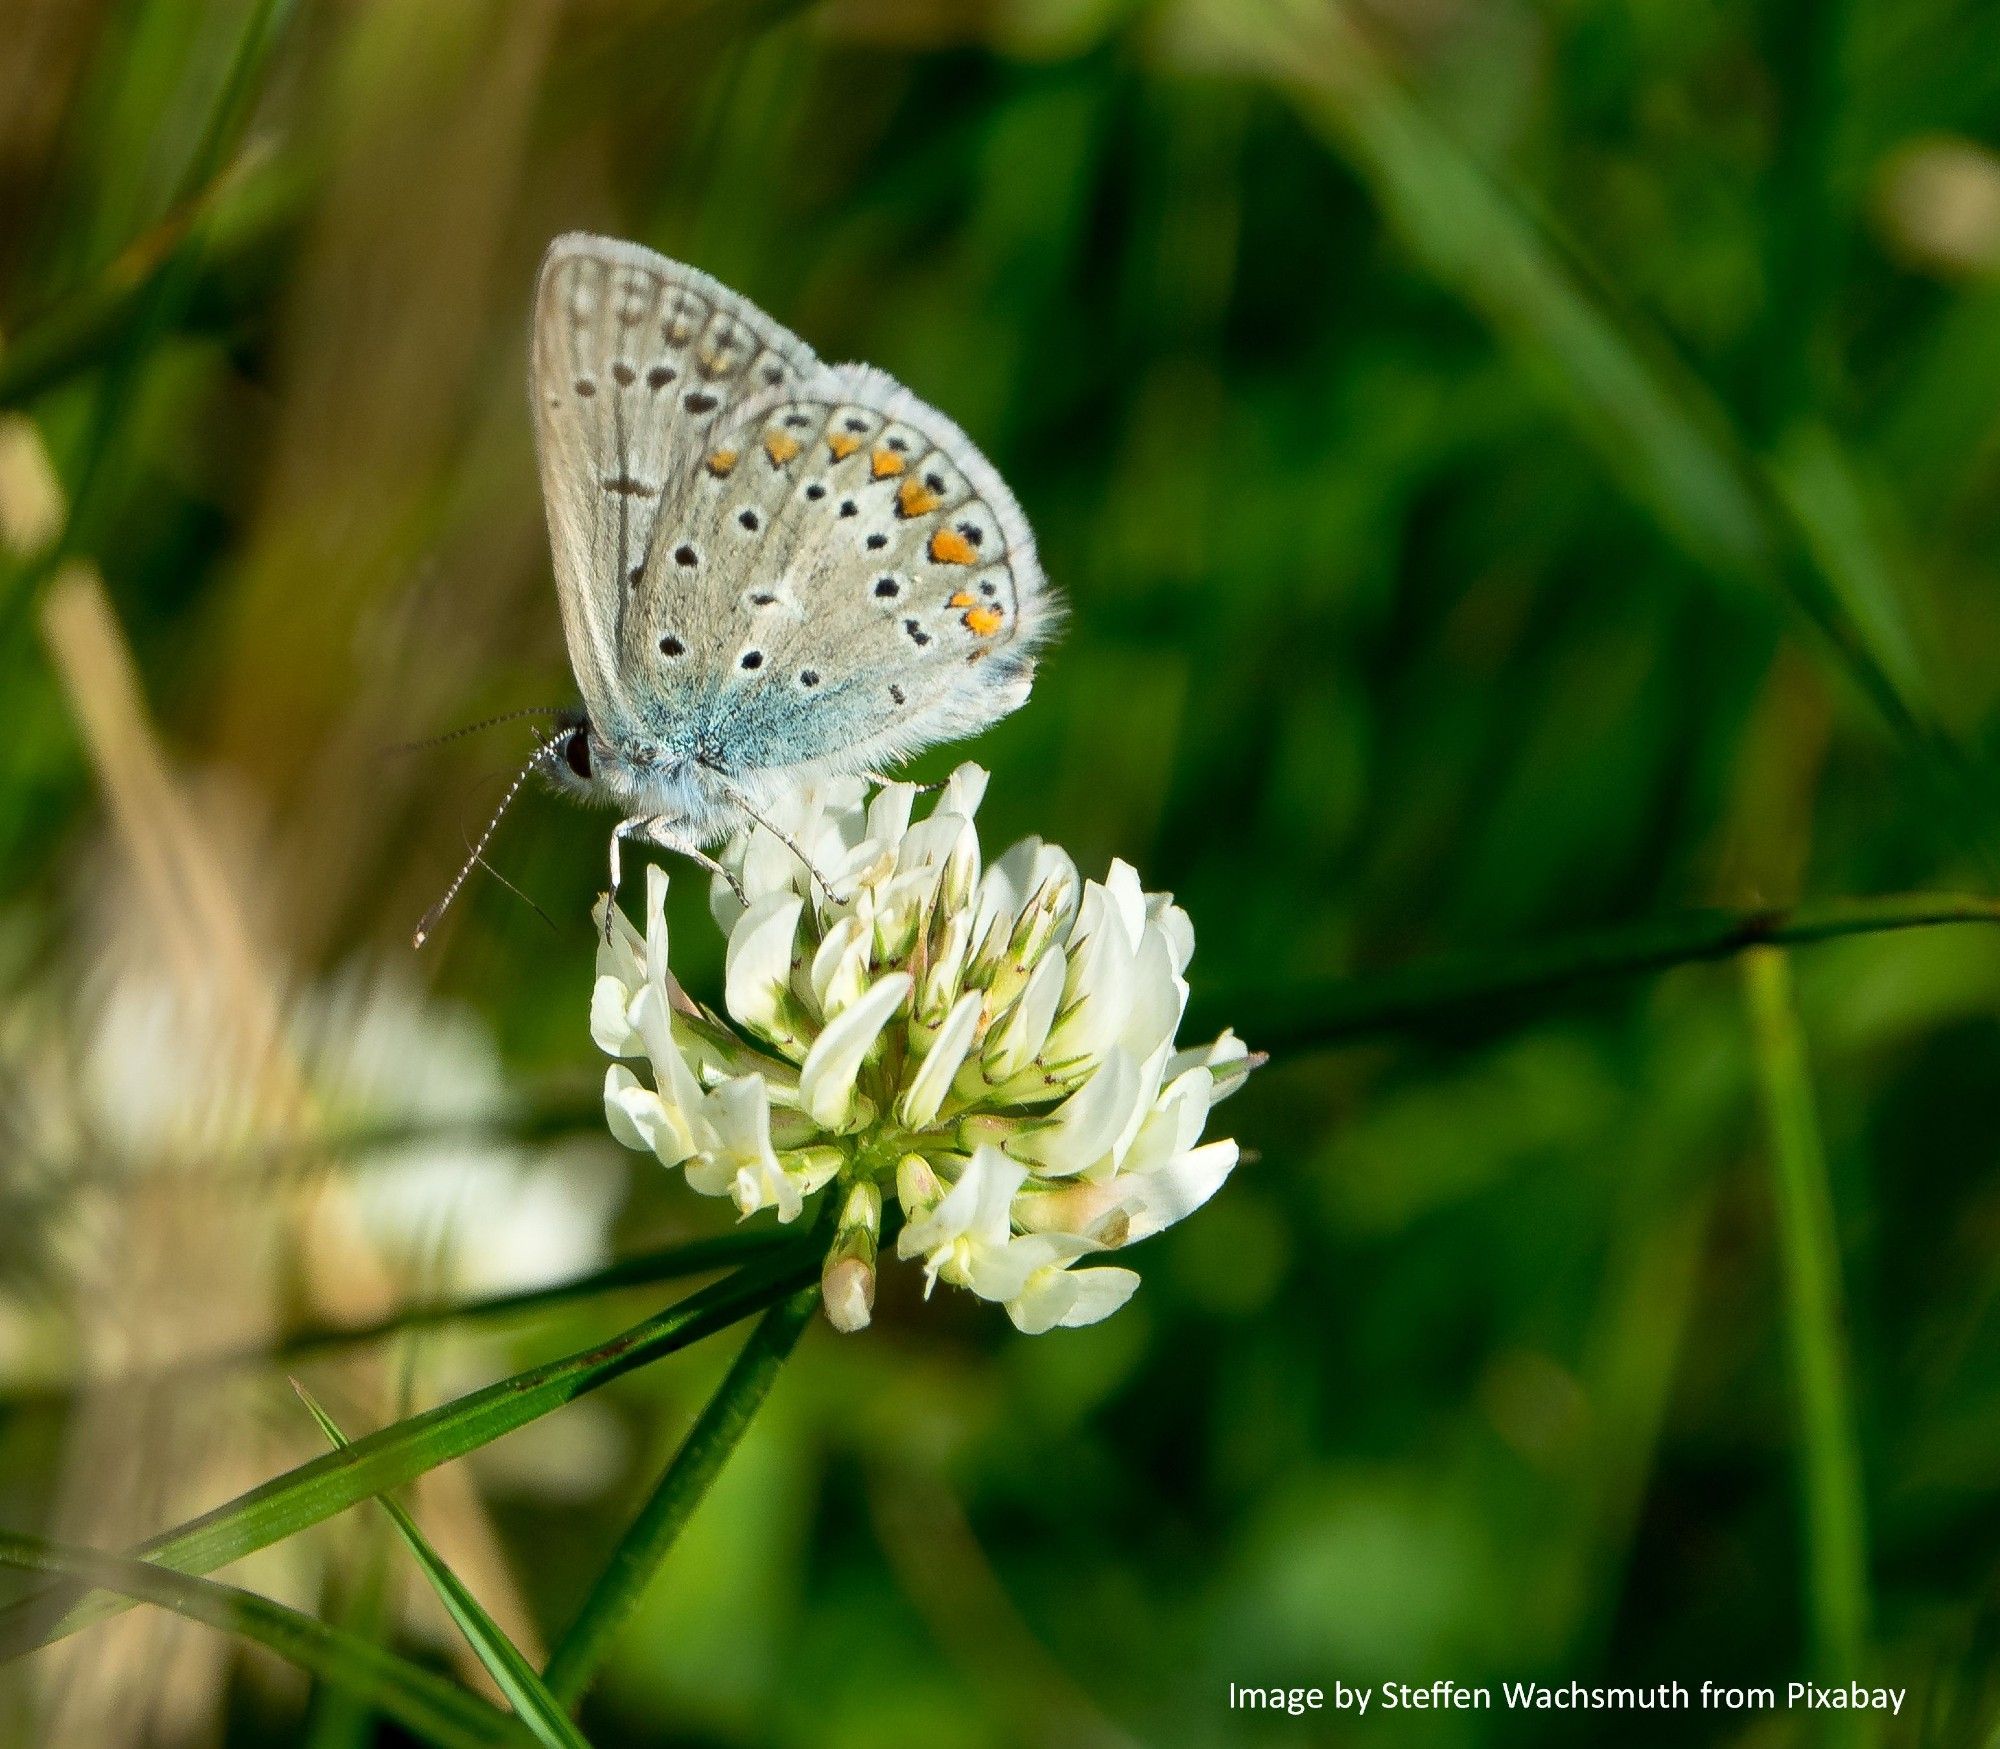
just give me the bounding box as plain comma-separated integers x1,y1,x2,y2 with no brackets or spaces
544,1283,820,1704
1212,892,2000,1056
0,1240,821,1661
1743,949,1872,1747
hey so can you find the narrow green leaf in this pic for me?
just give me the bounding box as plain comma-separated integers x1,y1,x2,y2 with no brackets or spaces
1742,949,1873,1747
296,1387,591,1749
544,1283,819,1703
1211,892,2000,1056
300,1477,399,1749
0,1239,821,1659
0,0,301,644
0,164,297,413
0,1226,796,1412
0,1530,520,1749
279,1229,785,1355
1201,0,1990,863
171,0,302,207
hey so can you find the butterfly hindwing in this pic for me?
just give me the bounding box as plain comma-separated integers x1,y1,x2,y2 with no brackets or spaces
624,362,1053,779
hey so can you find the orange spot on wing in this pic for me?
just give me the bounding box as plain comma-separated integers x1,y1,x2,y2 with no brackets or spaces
963,606,1004,637
871,448,906,478
896,478,941,518
929,527,978,566
705,449,739,477
828,432,861,460
948,591,976,608
763,430,802,465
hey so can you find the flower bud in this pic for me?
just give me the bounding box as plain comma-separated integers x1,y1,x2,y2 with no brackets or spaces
896,1152,943,1217
821,1255,875,1332
918,906,972,1026
820,1181,882,1333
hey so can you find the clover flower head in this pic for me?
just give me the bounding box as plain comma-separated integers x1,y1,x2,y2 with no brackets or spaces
592,764,1255,1334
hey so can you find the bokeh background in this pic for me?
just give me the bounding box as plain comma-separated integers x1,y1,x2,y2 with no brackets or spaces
4,0,2000,1743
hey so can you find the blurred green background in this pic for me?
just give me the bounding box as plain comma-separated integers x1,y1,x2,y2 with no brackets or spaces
4,0,2000,1743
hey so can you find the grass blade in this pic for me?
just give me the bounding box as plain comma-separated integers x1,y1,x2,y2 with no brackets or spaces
0,1530,520,1749
0,1239,822,1660
0,164,296,413
1216,892,2000,1055
296,1387,591,1749
271,1230,790,1361
0,1227,798,1411
299,1481,400,1749
1742,949,1873,1745
543,1283,819,1703
0,0,300,644
1199,0,1988,862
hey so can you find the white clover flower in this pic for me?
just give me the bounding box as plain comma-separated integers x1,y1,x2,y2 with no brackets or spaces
592,764,1255,1335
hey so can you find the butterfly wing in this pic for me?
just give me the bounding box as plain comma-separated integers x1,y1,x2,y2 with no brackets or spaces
620,360,1056,783
531,234,820,748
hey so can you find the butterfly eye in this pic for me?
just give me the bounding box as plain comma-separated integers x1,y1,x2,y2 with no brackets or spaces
563,729,593,780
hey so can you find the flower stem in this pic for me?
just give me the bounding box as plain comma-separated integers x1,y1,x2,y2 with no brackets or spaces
1743,949,1872,1746
544,1282,820,1704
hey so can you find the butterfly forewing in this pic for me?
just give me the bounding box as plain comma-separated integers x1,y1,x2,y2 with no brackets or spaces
534,237,1053,793
531,234,820,746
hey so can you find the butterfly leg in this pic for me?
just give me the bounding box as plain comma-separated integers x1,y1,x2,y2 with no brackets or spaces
625,815,749,906
863,770,948,794
702,777,848,906
605,816,642,939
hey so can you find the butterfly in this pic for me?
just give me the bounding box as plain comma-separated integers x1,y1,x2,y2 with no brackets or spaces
415,234,1055,944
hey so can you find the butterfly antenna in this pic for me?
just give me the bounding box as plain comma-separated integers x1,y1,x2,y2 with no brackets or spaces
413,729,568,948
388,705,571,756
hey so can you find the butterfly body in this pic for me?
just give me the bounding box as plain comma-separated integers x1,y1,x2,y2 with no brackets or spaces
531,234,1055,861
